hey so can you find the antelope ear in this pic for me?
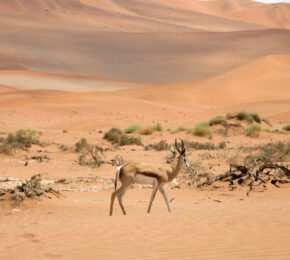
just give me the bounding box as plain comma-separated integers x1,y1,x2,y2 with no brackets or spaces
181,149,186,155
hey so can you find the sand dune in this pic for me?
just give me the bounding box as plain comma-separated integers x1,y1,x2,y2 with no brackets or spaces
0,24,289,83
115,54,290,107
227,3,290,29
0,71,150,92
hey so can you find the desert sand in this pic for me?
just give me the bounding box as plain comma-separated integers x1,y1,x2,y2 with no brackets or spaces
0,1,290,259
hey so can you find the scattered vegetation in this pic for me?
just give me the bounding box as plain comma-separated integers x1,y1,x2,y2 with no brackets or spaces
124,124,142,134
209,116,228,127
261,117,272,126
104,128,143,146
264,129,282,134
145,140,170,151
283,124,290,131
185,141,226,150
226,111,270,126
245,124,261,137
0,174,61,204
75,138,91,153
0,130,43,155
119,135,143,146
193,123,211,137
152,123,163,132
104,128,122,144
138,123,163,135
170,127,187,134
138,127,154,135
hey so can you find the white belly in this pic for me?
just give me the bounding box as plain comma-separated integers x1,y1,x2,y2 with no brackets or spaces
134,174,156,185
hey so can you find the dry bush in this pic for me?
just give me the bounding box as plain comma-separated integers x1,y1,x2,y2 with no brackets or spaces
0,131,43,155
119,135,143,146
185,141,226,150
138,127,154,135
75,138,91,153
104,128,122,143
145,139,170,151
0,174,60,204
104,128,143,146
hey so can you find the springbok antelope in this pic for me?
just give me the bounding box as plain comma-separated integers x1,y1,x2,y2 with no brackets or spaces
109,139,189,216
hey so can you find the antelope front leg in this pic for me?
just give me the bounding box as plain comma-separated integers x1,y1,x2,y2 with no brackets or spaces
147,179,159,213
159,184,171,212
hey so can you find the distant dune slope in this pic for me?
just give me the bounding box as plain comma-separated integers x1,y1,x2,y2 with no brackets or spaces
115,54,290,107
0,21,289,82
0,55,289,130
0,71,150,92
0,0,289,84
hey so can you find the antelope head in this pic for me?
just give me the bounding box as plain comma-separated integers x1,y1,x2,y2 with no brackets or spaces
175,139,190,168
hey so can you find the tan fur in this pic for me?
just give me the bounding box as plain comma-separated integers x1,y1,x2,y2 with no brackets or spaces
109,140,188,216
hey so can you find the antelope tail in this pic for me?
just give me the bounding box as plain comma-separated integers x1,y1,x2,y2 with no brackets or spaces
114,163,126,190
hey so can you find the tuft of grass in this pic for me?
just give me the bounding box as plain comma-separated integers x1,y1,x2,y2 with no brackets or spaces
264,129,282,134
249,112,261,123
104,128,122,143
0,131,8,135
209,116,228,127
124,124,142,134
282,124,290,131
236,111,253,123
170,127,186,134
245,124,261,137
261,117,272,126
119,135,143,146
151,123,163,132
193,123,211,137
145,140,169,151
139,127,154,135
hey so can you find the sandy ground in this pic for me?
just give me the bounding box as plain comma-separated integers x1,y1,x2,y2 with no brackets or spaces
0,1,290,259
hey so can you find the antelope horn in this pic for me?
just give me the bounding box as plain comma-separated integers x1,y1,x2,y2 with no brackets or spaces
175,139,182,154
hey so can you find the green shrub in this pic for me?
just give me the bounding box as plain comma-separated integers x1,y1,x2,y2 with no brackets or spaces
16,129,38,136
249,112,261,123
124,124,142,134
104,128,122,143
193,123,211,137
283,124,290,131
170,127,187,134
0,130,42,154
152,123,163,132
245,124,261,137
236,111,253,123
119,135,143,146
209,116,228,127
